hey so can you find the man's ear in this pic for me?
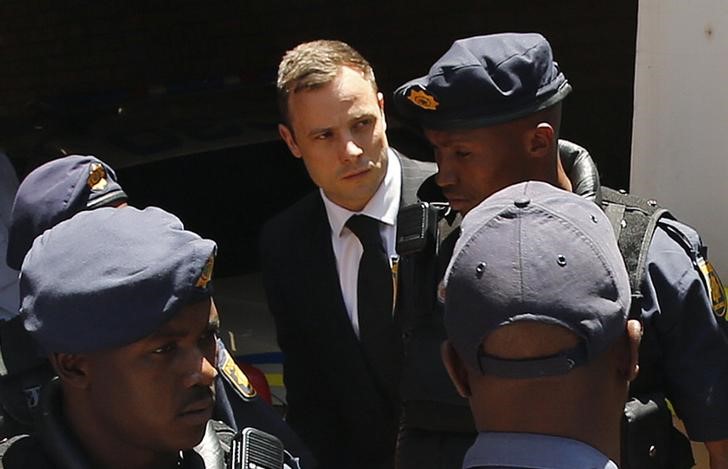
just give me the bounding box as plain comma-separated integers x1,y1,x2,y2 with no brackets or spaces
377,91,387,131
620,319,643,382
525,122,555,159
441,340,472,398
278,124,302,159
49,353,91,389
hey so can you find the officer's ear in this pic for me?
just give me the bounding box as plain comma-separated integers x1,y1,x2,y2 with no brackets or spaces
49,352,91,389
623,319,643,382
278,124,302,159
441,340,471,398
525,122,555,159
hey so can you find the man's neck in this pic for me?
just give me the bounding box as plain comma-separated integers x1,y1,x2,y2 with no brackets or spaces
476,388,622,462
555,155,573,192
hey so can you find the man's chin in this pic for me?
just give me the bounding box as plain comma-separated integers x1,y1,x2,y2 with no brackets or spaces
178,421,212,451
173,409,214,450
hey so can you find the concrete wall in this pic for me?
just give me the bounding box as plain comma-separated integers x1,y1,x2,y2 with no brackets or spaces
631,0,728,273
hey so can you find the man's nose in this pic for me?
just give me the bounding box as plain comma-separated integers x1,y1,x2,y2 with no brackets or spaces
435,158,457,188
341,135,364,162
182,349,219,388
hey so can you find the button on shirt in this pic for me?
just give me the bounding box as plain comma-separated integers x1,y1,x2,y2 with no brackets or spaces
321,149,401,338
463,432,618,469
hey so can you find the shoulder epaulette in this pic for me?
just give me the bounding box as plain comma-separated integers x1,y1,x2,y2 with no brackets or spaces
218,346,257,402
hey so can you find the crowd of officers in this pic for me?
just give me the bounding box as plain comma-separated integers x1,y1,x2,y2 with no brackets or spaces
0,31,726,469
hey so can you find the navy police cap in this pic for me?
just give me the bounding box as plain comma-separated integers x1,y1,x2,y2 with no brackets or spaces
444,182,629,378
20,206,217,353
393,33,572,130
7,155,127,270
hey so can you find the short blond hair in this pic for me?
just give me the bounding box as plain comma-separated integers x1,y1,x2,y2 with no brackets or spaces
276,40,378,124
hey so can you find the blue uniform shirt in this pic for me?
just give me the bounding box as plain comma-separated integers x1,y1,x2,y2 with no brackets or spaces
463,432,618,469
641,218,728,440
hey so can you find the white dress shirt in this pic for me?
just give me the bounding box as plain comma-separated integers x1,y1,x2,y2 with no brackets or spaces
320,149,401,338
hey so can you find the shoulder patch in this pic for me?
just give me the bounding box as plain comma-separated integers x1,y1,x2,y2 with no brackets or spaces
218,347,257,400
698,258,727,320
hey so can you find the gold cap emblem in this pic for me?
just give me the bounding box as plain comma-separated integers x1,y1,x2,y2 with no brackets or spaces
407,88,439,111
196,254,215,288
87,163,108,191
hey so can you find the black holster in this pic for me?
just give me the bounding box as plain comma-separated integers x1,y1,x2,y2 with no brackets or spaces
621,394,695,469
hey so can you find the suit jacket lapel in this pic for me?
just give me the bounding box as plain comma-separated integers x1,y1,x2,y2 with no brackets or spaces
305,193,402,412
297,156,436,409
395,149,437,208
303,193,366,353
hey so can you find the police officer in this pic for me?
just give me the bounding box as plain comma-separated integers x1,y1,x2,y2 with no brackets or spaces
0,206,231,468
442,181,641,469
0,155,128,438
5,155,129,272
392,33,728,468
1,155,312,467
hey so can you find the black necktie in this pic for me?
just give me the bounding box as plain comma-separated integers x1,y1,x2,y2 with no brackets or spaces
346,214,401,391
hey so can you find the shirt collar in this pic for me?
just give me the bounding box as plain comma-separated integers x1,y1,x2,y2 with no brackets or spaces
321,148,401,236
463,432,618,469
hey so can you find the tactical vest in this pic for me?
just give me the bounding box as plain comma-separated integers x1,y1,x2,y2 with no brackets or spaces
601,187,669,316
600,187,695,469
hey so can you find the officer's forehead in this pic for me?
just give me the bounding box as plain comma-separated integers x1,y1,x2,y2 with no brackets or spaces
424,125,508,146
145,299,219,340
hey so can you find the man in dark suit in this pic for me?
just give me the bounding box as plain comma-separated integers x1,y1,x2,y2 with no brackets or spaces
260,40,435,469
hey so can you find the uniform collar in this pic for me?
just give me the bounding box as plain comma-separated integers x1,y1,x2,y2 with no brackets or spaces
463,432,618,469
321,148,401,237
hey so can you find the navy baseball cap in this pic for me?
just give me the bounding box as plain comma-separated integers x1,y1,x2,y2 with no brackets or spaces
444,181,630,379
393,33,572,130
20,206,217,353
6,155,127,270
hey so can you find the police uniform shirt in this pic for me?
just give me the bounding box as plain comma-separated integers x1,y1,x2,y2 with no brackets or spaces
641,217,728,440
320,148,401,337
462,432,618,469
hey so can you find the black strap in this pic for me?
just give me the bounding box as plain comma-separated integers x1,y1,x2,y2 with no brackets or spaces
478,342,588,379
601,187,671,318
346,215,401,391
